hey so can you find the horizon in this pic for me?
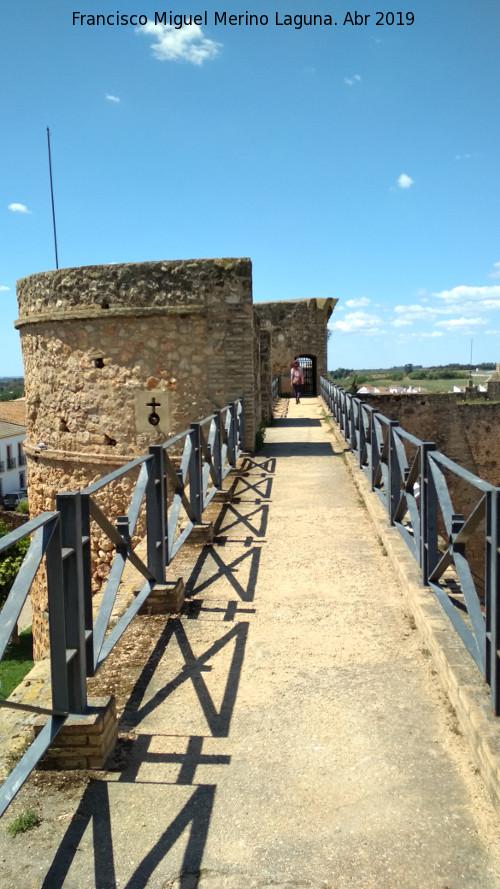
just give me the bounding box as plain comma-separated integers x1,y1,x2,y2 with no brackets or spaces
1,3,499,375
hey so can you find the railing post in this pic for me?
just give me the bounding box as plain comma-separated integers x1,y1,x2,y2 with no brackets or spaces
44,515,69,715
358,403,366,469
189,423,203,523
237,398,244,457
228,402,237,467
55,492,88,715
420,442,437,586
213,410,223,487
486,489,500,715
147,445,166,583
370,412,381,492
79,492,94,678
387,420,400,525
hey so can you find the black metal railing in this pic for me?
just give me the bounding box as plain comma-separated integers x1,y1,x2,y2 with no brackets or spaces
320,376,500,715
0,399,244,817
7,458,16,470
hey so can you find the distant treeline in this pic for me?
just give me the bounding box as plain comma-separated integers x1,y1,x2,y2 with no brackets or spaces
0,378,24,401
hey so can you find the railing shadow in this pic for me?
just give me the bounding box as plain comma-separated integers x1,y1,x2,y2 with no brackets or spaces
39,452,275,888
120,618,248,734
41,777,216,889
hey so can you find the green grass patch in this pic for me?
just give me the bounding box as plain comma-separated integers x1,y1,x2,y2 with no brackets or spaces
0,627,33,699
6,809,40,836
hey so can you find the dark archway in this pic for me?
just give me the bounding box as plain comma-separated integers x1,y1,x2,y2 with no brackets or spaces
295,354,317,396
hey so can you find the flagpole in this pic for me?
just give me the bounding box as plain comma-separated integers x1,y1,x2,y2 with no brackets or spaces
47,127,59,269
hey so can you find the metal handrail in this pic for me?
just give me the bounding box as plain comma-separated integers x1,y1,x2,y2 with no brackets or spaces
0,397,244,817
271,376,279,403
320,376,500,715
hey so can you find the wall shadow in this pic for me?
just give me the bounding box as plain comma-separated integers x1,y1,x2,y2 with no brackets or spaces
273,418,322,428
263,441,337,458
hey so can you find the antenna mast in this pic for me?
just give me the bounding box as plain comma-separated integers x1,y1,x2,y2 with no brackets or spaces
46,127,59,269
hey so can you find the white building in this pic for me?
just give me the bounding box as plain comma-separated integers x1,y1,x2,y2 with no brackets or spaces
0,420,26,501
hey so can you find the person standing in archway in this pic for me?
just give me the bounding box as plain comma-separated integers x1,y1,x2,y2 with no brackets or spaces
290,360,304,403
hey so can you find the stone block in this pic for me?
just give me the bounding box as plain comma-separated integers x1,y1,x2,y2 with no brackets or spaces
135,578,185,614
33,696,117,770
182,522,214,546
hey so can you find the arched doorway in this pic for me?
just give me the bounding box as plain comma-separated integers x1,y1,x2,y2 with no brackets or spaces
295,354,317,396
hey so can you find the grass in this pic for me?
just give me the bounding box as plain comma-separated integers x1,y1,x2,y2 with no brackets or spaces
0,627,33,699
254,421,266,451
6,809,40,836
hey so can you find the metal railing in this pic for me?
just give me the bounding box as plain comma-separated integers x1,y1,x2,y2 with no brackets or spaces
271,376,279,404
0,399,244,817
320,377,500,715
7,458,16,470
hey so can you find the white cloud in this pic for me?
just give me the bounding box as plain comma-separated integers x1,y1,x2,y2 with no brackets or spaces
0,285,10,292
435,317,487,332
432,284,500,304
105,94,120,103
137,22,221,65
345,297,370,308
331,311,384,336
489,261,500,279
344,74,361,86
396,173,414,189
391,318,412,327
394,284,500,324
397,330,443,342
394,303,445,320
8,202,32,214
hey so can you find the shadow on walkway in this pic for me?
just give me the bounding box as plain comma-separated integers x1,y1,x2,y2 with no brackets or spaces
40,453,276,889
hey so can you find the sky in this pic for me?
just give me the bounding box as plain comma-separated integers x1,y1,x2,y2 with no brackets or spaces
1,1,500,375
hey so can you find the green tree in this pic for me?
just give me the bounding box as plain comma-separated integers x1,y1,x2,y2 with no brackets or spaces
0,520,30,612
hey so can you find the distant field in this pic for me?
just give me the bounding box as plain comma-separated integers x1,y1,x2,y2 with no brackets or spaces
330,374,490,394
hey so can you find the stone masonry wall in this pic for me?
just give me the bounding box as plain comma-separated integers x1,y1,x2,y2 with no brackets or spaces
360,392,500,597
259,324,273,424
255,298,336,394
16,258,256,657
360,393,500,486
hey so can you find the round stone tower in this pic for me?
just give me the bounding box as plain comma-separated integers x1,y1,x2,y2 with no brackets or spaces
16,258,255,655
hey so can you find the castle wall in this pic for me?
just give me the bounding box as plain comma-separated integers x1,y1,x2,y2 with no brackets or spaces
16,258,256,656
254,297,336,394
360,393,500,486
360,392,500,598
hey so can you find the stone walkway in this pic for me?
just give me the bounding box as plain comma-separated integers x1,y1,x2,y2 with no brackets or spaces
1,396,500,888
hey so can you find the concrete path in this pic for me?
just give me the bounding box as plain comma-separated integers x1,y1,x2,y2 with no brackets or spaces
2,396,500,888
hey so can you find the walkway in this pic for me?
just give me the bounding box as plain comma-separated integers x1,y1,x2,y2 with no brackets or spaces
2,397,500,888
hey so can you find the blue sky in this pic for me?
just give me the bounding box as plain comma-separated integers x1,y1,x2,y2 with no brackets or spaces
1,1,499,375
